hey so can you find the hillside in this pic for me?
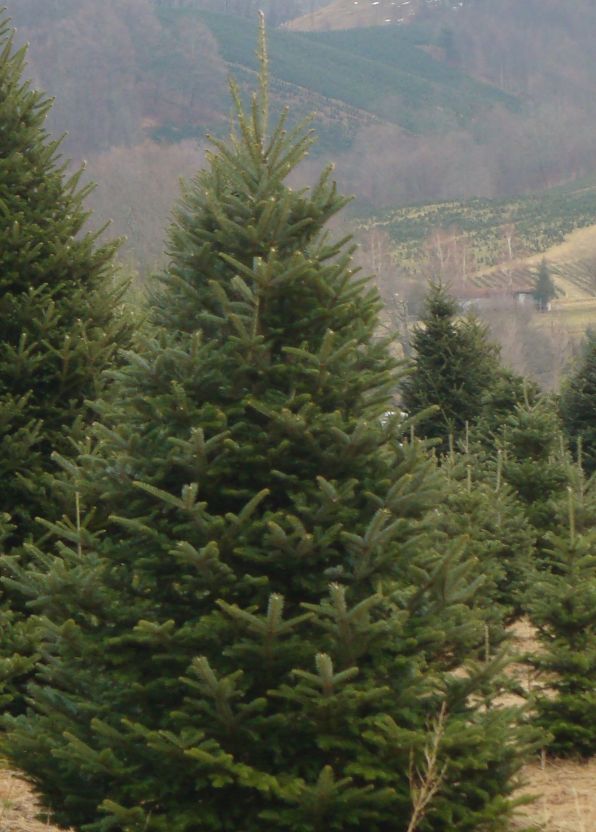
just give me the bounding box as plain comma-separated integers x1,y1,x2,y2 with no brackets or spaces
160,8,518,138
358,177,596,359
362,177,596,277
11,1,596,212
8,0,518,163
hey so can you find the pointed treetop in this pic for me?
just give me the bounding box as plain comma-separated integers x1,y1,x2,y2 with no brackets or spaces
257,10,269,139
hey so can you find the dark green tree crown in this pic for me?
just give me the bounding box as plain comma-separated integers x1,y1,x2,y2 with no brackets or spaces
157,21,368,346
0,11,118,301
0,10,130,546
533,258,556,310
560,328,596,475
400,281,501,447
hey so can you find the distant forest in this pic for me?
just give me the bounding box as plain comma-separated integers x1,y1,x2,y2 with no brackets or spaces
11,1,596,204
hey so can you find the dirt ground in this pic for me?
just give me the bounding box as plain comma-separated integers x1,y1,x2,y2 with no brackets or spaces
511,757,596,832
0,768,69,831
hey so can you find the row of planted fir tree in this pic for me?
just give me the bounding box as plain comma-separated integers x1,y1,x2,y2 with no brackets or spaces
403,282,595,757
0,11,594,832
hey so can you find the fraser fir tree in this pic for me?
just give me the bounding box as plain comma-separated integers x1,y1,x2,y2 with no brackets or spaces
399,283,501,451
476,371,539,447
436,455,535,628
527,487,596,758
4,24,527,832
559,329,596,476
0,12,130,549
496,396,571,557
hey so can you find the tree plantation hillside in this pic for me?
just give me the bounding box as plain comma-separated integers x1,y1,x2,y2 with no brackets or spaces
9,0,596,206
9,0,596,388
0,8,594,832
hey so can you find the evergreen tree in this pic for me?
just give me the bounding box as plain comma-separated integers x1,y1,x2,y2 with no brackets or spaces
399,283,501,451
4,27,527,832
436,455,535,627
497,396,571,558
533,258,556,312
0,12,130,550
0,508,41,714
476,370,539,447
527,487,596,758
559,329,596,476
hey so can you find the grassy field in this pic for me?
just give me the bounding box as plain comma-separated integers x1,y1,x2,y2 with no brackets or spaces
298,24,513,107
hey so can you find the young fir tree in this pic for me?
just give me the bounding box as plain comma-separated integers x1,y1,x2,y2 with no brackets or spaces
436,452,535,628
4,26,528,832
526,486,596,758
0,12,130,550
559,329,596,476
476,371,540,448
496,396,571,562
399,283,501,452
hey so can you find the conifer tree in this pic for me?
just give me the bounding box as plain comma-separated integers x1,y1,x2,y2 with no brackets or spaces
496,396,571,559
0,514,38,709
0,11,130,550
4,25,527,832
399,283,501,451
533,258,556,312
476,370,539,446
559,329,596,476
527,487,596,758
436,455,535,627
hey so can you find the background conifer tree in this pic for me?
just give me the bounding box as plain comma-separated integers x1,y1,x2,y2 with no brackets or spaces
0,11,130,550
496,396,571,563
4,25,528,832
559,329,596,476
476,370,539,447
533,258,556,312
399,283,501,451
436,455,535,627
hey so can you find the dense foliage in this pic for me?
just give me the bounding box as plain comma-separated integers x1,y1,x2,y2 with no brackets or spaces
0,11,594,832
495,397,572,557
3,30,528,832
399,282,501,449
560,330,596,475
436,457,535,624
527,487,596,757
0,14,130,551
